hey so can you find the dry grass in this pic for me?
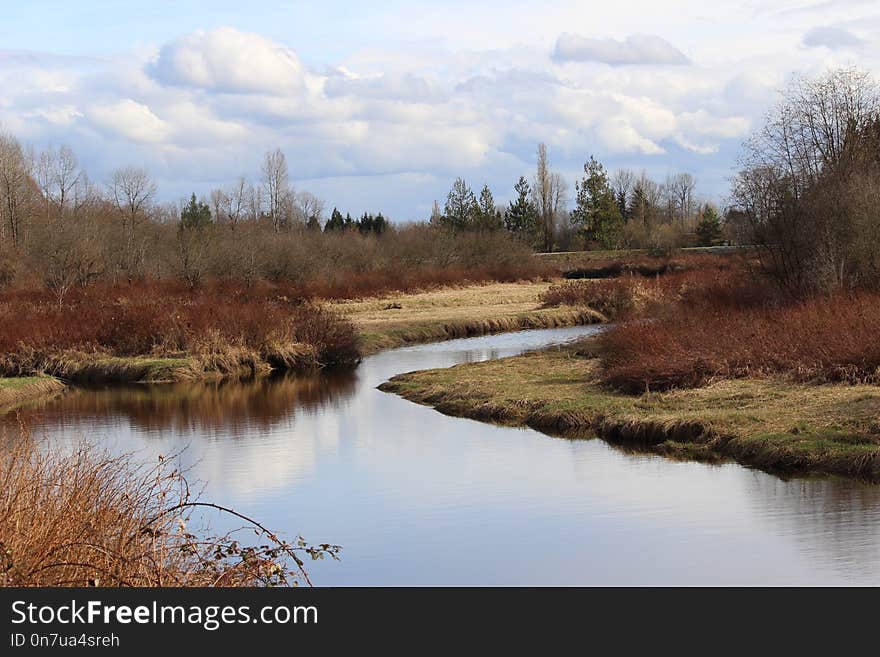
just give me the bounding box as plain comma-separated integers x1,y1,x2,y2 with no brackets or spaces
0,378,65,410
332,280,601,353
0,426,338,587
381,345,880,480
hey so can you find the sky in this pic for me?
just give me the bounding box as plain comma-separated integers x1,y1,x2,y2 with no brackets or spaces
1,0,879,220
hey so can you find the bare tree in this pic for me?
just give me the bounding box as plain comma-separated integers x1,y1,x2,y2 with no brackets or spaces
71,171,96,220
611,169,635,218
0,132,33,249
532,143,566,251
733,67,880,295
220,177,252,229
660,174,677,224
430,199,442,225
261,148,289,232
294,191,324,227
35,145,84,224
35,148,54,222
670,172,696,225
248,184,262,223
209,188,228,225
109,166,157,280
630,172,661,228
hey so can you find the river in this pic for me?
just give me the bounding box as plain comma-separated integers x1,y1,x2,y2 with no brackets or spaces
6,325,880,585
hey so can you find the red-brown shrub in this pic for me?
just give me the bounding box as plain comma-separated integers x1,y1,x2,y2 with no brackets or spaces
540,279,637,319
599,291,880,392
0,281,360,375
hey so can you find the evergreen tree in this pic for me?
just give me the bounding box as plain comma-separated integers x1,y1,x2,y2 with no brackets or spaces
373,212,388,234
696,205,723,246
442,177,477,230
475,184,501,230
571,156,623,248
324,207,345,232
180,193,212,231
357,213,370,234
615,188,630,222
344,212,354,230
504,176,538,238
306,215,321,231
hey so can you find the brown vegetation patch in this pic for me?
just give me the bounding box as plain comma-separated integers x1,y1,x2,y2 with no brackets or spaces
0,282,359,380
599,291,880,393
0,429,338,587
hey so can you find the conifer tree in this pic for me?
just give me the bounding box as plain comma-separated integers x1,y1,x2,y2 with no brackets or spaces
696,205,723,246
324,207,345,232
571,157,623,248
442,178,477,230
180,193,212,231
504,176,538,238
476,184,501,230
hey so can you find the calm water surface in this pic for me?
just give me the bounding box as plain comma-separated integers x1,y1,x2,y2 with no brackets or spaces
7,325,880,585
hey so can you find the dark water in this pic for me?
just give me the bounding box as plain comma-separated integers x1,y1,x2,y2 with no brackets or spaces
7,325,880,585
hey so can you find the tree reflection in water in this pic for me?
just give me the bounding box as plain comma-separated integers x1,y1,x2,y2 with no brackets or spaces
3,368,358,438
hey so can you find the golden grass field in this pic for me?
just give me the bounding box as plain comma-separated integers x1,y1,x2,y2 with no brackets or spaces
329,280,600,353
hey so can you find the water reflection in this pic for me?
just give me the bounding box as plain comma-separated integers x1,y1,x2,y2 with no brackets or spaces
6,324,880,585
5,369,358,437
744,474,880,580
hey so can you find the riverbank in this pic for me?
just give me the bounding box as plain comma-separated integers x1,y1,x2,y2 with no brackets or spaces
0,280,600,410
379,342,880,481
0,377,66,411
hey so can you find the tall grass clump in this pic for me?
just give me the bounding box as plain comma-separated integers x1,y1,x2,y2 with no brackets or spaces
0,427,338,587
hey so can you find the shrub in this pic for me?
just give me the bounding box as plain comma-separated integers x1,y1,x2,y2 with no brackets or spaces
539,279,637,319
0,430,338,586
599,291,880,392
0,282,360,377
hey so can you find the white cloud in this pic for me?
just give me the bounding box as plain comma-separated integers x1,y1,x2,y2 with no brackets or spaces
87,99,169,143
150,27,305,94
596,117,665,154
553,33,690,66
324,71,444,103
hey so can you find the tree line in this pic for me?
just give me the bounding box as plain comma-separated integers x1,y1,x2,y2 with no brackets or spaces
20,62,877,302
0,139,412,294
432,144,723,252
